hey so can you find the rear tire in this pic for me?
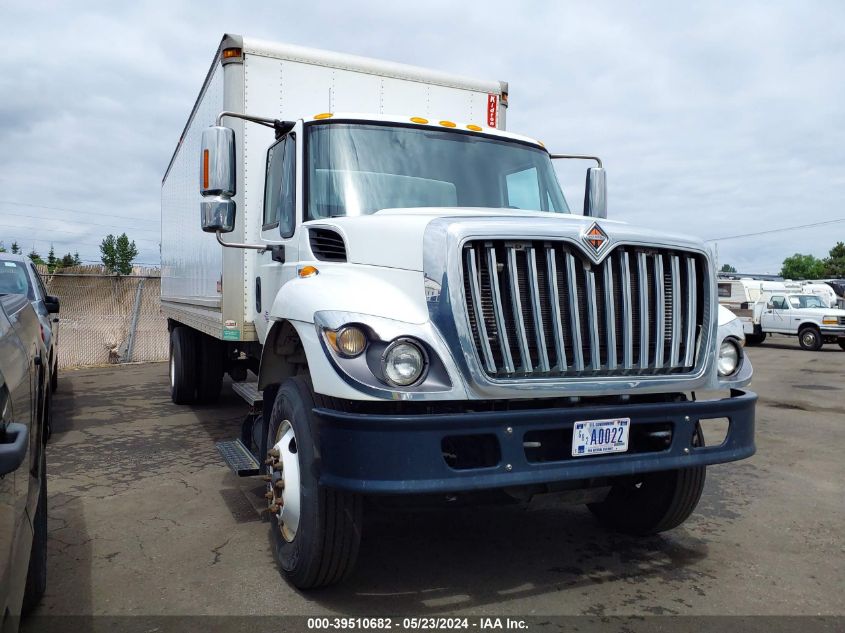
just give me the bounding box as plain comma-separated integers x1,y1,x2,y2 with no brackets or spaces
195,334,224,404
169,327,197,404
588,425,706,535
22,453,47,613
266,376,362,589
798,326,823,351
744,332,766,346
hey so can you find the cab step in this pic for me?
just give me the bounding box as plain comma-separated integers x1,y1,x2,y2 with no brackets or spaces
216,439,261,477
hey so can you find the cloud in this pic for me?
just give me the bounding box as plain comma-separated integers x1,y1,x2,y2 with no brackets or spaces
0,0,843,272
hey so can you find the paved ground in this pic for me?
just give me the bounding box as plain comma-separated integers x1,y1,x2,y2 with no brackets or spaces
27,336,844,618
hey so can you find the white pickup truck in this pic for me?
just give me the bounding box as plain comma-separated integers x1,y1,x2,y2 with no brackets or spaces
742,293,845,350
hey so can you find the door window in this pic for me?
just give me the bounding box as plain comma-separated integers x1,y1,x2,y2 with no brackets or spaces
770,296,787,310
263,134,297,238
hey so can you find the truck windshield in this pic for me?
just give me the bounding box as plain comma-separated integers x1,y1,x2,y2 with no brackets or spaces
305,122,570,219
789,295,825,309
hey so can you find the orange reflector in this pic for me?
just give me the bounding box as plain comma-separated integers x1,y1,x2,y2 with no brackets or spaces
313,113,333,120
466,124,482,131
202,149,210,189
439,120,456,128
222,47,242,59
410,117,429,124
537,140,545,148
299,265,319,278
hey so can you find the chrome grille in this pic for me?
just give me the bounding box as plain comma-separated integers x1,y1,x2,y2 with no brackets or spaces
462,240,707,378
838,316,845,326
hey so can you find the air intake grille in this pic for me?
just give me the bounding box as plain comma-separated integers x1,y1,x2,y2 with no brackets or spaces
309,228,346,262
461,240,707,378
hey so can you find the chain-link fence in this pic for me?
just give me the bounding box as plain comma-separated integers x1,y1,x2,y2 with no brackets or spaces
38,267,168,368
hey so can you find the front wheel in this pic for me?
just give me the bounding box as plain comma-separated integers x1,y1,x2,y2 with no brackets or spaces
588,425,706,535
798,327,823,351
265,376,362,589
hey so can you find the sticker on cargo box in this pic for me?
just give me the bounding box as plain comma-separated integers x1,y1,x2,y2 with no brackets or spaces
222,329,240,341
224,320,238,329
487,94,498,128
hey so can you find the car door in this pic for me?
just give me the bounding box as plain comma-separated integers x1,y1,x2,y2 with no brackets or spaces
0,297,35,618
255,126,301,342
760,295,789,333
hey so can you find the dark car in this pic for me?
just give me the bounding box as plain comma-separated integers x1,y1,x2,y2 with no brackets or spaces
0,293,49,627
0,256,60,396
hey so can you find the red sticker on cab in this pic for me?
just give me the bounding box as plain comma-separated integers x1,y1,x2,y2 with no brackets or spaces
487,94,498,128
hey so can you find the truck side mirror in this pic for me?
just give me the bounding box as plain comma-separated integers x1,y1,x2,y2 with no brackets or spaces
201,197,236,234
44,295,60,314
200,126,237,233
200,126,236,196
584,167,607,219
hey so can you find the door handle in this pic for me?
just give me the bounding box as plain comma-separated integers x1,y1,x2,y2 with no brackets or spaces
0,423,28,477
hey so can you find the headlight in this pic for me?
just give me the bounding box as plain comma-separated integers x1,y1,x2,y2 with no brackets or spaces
718,339,741,377
325,326,367,358
822,316,838,325
382,339,426,386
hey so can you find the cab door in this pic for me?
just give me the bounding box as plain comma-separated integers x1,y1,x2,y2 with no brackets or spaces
254,123,302,342
760,295,789,332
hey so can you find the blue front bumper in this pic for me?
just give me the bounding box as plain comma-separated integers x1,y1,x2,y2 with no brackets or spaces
314,390,757,495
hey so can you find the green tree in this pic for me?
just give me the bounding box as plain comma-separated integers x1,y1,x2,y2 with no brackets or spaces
100,232,138,275
720,263,737,273
28,249,45,266
59,252,76,269
780,253,826,280
47,245,58,273
73,252,82,266
823,241,845,278
11,241,20,254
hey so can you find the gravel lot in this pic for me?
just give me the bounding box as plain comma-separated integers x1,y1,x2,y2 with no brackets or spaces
25,336,844,622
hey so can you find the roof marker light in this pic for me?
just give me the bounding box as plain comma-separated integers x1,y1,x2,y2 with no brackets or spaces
410,117,429,124
202,149,210,189
222,47,242,59
313,113,333,120
466,124,482,131
439,120,456,128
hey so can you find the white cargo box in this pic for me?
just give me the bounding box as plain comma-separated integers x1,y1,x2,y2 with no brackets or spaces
161,34,507,341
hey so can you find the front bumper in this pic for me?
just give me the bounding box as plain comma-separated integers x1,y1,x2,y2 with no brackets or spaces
820,326,845,337
314,389,757,494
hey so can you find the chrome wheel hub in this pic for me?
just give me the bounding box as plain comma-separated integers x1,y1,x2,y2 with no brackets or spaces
266,419,300,542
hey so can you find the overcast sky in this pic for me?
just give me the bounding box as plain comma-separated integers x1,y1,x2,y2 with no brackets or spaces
1,1,843,272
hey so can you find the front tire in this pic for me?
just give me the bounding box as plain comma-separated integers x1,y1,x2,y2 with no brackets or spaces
798,326,823,351
169,327,197,404
588,425,706,535
265,376,362,589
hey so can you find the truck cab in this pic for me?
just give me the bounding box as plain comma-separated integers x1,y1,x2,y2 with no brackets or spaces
754,293,845,350
162,35,757,589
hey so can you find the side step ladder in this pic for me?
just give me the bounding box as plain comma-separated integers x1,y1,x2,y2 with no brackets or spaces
216,439,261,477
216,380,264,477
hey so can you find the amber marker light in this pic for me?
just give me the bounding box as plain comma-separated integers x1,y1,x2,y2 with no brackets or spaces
203,149,210,189
410,117,429,124
439,120,456,128
222,47,242,59
299,265,319,278
313,113,333,120
466,124,482,131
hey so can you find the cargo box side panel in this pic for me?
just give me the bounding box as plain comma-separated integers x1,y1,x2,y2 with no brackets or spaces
161,63,225,321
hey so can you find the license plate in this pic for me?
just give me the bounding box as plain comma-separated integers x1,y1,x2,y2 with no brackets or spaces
572,418,630,457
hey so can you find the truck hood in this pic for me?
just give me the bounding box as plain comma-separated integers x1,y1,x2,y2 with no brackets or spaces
303,207,707,272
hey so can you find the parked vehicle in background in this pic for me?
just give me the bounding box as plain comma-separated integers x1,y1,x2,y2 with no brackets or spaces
0,255,60,398
162,34,757,588
799,283,838,308
0,294,49,627
741,293,845,350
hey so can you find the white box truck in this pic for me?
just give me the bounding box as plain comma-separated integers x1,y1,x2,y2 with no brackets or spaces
162,34,757,588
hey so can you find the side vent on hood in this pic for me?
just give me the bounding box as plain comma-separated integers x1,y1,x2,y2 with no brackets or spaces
309,228,347,262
